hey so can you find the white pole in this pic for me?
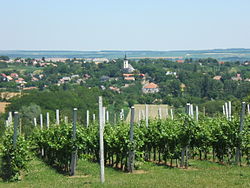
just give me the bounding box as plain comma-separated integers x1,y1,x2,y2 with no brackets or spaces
223,105,225,115
170,109,173,120
103,107,106,125
191,104,194,119
247,104,250,115
145,104,149,128
106,110,109,123
46,112,50,128
56,109,60,125
121,109,124,120
138,110,141,122
8,112,12,125
142,110,145,120
225,102,228,120
99,96,105,183
158,108,162,119
93,114,96,122
120,109,124,121
34,117,37,127
86,110,89,127
40,114,43,129
228,101,232,121
196,106,199,121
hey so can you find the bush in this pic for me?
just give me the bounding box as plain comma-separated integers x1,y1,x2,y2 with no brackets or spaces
0,128,30,181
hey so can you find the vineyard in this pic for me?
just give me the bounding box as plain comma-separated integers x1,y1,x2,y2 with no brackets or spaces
0,100,249,184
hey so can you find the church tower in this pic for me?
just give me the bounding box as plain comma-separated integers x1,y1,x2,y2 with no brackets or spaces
123,54,129,69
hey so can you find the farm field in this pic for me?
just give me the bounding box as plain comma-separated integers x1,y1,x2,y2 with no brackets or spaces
0,65,42,73
0,158,249,188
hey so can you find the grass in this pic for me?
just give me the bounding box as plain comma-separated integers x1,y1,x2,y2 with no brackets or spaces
0,158,249,188
0,66,42,73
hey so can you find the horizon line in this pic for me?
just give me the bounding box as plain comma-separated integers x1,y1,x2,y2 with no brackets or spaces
0,48,250,52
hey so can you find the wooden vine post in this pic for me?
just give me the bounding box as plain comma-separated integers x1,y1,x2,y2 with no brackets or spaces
99,96,105,183
70,108,77,176
128,106,135,173
235,102,246,165
13,112,19,149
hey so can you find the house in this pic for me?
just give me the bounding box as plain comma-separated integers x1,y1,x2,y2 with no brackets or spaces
0,73,8,81
71,74,80,79
62,77,71,82
124,77,135,81
244,61,250,65
142,82,159,94
166,71,177,76
213,76,222,81
58,76,71,84
83,74,91,79
176,60,184,63
100,75,110,82
32,77,39,81
15,78,26,84
10,73,19,78
6,76,13,81
231,74,242,81
109,86,121,93
100,85,106,90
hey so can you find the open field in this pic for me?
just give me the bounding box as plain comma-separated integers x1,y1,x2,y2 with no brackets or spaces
0,158,249,188
0,102,10,113
0,65,42,73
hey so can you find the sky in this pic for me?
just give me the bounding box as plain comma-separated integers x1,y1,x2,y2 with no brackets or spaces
0,0,250,51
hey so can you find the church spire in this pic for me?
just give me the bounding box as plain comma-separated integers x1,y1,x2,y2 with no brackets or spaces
123,53,129,69
124,53,127,60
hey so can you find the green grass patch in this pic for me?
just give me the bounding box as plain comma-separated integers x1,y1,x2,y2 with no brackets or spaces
0,158,249,188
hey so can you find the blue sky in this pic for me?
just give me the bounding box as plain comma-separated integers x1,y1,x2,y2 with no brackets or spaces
0,0,249,50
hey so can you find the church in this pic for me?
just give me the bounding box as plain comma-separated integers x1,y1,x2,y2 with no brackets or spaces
123,54,135,73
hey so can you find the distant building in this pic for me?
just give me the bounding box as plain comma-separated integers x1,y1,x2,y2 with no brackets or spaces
124,77,135,81
123,54,129,69
176,60,184,63
213,75,222,81
123,54,135,73
231,74,242,81
109,86,121,93
142,82,159,94
10,73,19,78
166,71,177,76
100,75,110,82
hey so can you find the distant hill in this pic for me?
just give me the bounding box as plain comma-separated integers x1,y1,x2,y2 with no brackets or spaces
1,48,250,61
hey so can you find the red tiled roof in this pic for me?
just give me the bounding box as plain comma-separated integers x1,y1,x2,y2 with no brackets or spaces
124,77,135,81
123,74,134,77
213,76,221,80
143,83,159,89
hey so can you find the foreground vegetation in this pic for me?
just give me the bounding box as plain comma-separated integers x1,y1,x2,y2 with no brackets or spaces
0,158,249,188
0,113,249,182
